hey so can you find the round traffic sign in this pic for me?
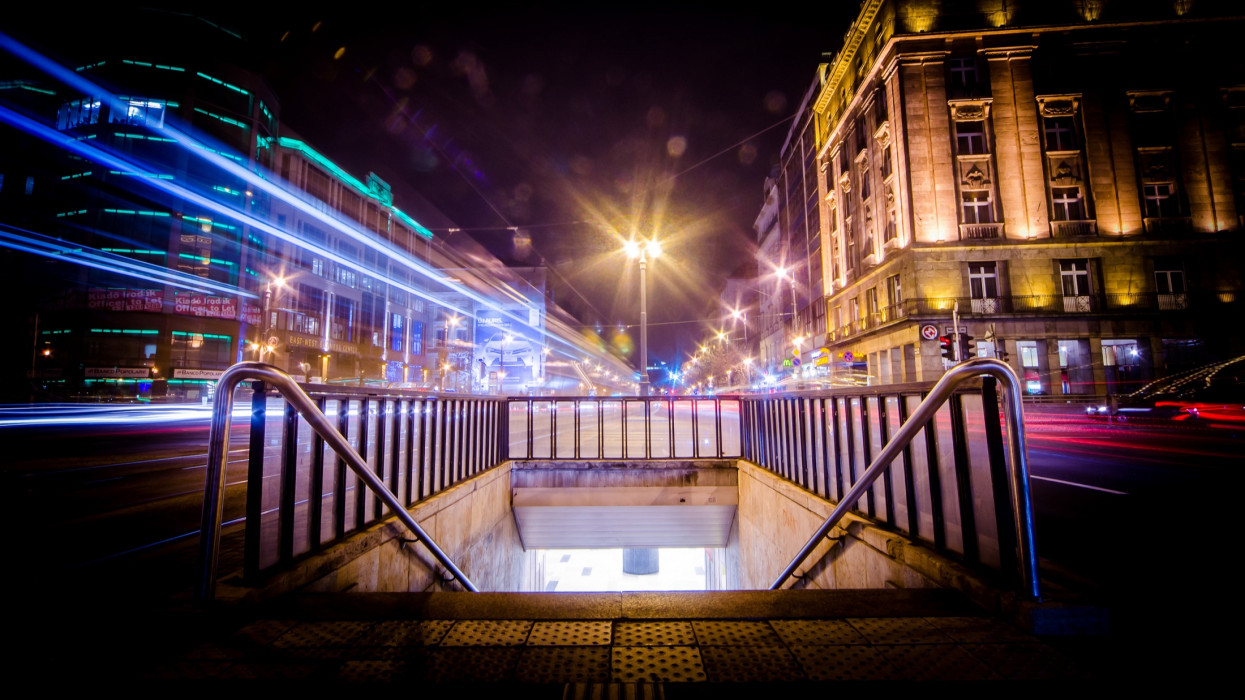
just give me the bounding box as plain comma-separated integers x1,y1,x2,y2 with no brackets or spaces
920,324,939,341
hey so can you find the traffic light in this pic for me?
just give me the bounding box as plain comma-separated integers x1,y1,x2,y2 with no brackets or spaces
960,334,976,360
939,336,954,361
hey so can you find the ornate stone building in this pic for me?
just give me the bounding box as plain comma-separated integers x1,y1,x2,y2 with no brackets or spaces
787,0,1244,394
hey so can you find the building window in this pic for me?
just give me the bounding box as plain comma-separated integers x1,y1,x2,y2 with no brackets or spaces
886,274,902,307
1051,187,1085,221
1016,340,1043,394
390,313,404,352
1060,259,1093,311
1154,259,1187,310
108,99,166,128
948,57,979,98
969,262,1000,313
962,191,994,224
1143,183,1179,218
56,98,101,130
1044,116,1077,151
956,120,988,155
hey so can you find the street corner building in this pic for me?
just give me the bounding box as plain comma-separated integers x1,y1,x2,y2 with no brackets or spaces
750,0,1245,396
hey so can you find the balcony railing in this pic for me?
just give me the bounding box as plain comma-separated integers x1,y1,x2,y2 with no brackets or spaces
1143,217,1192,235
1050,220,1097,238
960,223,1003,240
898,290,1238,316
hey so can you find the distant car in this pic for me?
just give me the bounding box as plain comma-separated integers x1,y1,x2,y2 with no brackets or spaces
1088,355,1244,424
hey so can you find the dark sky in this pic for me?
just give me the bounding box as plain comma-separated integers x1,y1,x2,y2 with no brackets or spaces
250,8,850,363
8,7,852,364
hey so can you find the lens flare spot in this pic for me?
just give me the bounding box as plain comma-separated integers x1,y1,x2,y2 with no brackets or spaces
667,136,688,158
764,90,788,114
738,142,758,165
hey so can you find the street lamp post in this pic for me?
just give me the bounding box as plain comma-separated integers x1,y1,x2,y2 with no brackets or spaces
625,238,661,396
257,275,286,364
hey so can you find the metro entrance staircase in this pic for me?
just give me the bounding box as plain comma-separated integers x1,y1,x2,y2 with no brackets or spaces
16,360,1172,687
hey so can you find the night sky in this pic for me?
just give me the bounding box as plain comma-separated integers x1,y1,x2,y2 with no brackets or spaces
7,7,852,364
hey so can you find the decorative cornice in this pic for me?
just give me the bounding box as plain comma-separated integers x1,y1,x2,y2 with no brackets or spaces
1037,95,1081,116
948,98,993,121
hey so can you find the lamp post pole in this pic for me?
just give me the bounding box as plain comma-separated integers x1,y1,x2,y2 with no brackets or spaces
625,238,660,397
639,253,650,396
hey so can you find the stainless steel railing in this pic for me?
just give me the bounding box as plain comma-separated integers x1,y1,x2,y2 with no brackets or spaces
769,358,1039,600
196,362,477,604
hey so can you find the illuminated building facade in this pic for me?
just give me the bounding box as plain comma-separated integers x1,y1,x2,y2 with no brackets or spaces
0,13,570,401
778,0,1244,394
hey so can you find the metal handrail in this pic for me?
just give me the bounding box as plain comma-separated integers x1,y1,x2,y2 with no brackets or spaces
196,362,477,604
769,358,1040,600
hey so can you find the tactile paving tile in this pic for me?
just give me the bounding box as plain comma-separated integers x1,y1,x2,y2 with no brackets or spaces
879,644,998,680
516,646,611,683
612,646,707,683
699,645,805,682
770,619,869,646
232,619,299,647
421,647,522,682
564,683,664,700
439,619,533,646
271,620,376,659
846,617,952,644
789,645,895,681
526,620,612,646
962,643,1085,680
924,616,1036,643
613,621,697,646
691,620,782,646
367,620,453,647
336,659,406,684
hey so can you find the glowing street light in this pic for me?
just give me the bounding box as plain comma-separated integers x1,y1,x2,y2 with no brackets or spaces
624,237,661,396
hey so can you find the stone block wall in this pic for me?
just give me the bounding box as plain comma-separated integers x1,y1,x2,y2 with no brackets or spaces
228,463,526,601
735,460,1005,612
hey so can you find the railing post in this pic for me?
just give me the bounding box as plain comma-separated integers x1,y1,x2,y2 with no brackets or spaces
198,363,480,603
243,382,267,583
279,399,299,563
983,377,1020,583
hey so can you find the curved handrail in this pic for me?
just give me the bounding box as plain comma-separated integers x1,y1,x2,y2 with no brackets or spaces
769,358,1040,600
196,362,477,604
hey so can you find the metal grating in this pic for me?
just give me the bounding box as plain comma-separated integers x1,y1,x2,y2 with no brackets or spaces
611,646,706,683
771,618,869,645
690,620,782,646
516,646,610,683
699,645,805,682
612,621,696,646
527,620,612,646
440,619,533,646
846,617,952,644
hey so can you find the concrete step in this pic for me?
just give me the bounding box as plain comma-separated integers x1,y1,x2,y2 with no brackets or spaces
24,588,1117,687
